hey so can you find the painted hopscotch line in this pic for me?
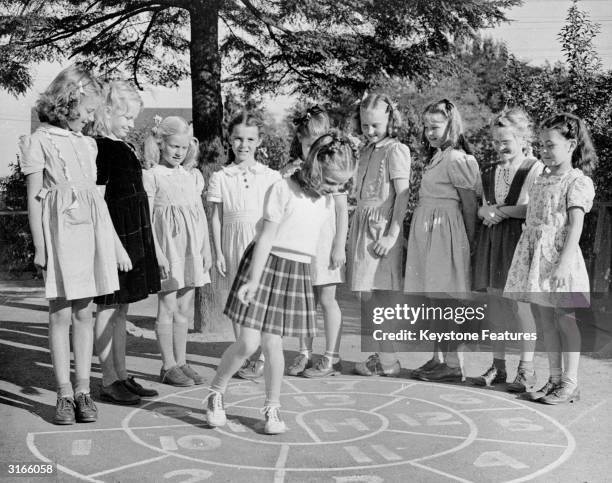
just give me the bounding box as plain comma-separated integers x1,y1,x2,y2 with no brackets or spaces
27,379,561,478
273,444,290,483
87,455,170,479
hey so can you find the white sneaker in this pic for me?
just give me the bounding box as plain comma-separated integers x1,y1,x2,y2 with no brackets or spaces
205,391,226,427
262,406,287,434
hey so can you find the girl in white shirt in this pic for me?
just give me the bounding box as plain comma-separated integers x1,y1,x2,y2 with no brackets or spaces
205,132,357,434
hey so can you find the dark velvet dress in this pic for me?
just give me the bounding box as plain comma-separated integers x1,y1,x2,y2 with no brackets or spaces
473,157,538,291
93,137,161,305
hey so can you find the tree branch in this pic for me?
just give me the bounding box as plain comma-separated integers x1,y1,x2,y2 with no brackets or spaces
132,8,162,89
238,0,292,35
24,2,172,48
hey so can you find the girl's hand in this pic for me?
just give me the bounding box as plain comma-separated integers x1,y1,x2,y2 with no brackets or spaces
203,251,213,274
216,253,226,277
372,234,397,258
551,261,572,291
157,252,170,280
33,248,46,275
116,246,133,272
330,243,346,269
237,281,257,305
480,206,507,225
478,205,491,220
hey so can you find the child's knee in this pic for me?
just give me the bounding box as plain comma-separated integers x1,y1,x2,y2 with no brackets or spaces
237,330,261,356
261,333,283,355
318,288,338,309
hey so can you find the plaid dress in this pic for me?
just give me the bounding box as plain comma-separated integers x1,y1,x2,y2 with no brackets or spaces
224,243,317,337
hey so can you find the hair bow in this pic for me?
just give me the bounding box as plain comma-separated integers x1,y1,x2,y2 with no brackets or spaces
293,105,324,126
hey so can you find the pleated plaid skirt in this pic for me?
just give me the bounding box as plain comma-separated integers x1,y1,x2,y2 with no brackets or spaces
224,243,317,337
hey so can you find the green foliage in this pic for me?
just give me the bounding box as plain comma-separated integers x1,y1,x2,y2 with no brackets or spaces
0,160,34,273
502,0,612,202
1,0,519,99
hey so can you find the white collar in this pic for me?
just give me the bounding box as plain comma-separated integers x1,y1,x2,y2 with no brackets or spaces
367,137,395,150
153,164,186,176
223,162,267,177
39,123,83,137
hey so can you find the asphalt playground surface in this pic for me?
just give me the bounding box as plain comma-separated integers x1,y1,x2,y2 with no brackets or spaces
1,279,611,483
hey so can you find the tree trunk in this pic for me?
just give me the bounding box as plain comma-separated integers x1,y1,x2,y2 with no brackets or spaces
189,0,225,333
189,0,224,163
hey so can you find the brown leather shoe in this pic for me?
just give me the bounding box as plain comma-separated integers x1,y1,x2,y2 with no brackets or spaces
354,354,400,377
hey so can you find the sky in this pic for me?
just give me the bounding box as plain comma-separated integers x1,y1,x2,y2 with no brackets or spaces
1,0,611,177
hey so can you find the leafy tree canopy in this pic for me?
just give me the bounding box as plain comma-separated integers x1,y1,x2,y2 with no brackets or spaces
1,0,520,98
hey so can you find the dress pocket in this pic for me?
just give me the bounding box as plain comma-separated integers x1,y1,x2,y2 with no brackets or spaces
63,202,92,226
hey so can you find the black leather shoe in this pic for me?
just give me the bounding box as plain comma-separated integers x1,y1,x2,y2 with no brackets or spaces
53,397,76,425
101,380,141,405
75,393,98,423
418,363,463,382
122,376,158,398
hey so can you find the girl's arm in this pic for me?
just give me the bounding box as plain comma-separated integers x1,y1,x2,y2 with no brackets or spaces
211,202,226,276
550,207,585,290
497,204,527,219
143,173,169,279
372,178,410,257
237,219,280,304
26,172,46,273
457,187,479,250
330,194,349,269
198,197,213,274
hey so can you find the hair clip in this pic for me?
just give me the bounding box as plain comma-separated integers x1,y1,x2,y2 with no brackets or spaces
78,80,85,95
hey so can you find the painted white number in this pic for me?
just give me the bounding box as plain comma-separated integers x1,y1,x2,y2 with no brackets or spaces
474,451,528,469
164,469,213,482
396,412,460,426
496,417,543,432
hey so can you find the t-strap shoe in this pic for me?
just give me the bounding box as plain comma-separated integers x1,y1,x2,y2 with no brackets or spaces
473,365,507,386
354,353,400,377
303,356,342,378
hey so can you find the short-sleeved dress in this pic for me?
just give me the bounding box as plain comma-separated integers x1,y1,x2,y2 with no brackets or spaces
19,124,119,300
347,138,411,291
93,137,161,305
472,157,543,292
404,147,482,293
143,164,210,292
280,159,346,286
504,168,595,307
207,162,280,290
